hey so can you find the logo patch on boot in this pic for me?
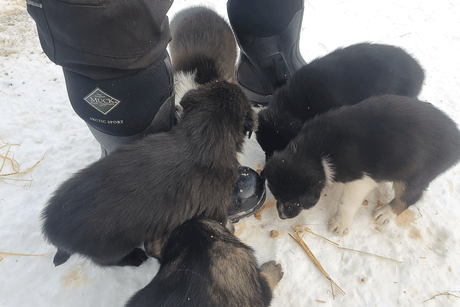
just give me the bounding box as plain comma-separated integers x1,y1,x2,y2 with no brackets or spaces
84,88,121,115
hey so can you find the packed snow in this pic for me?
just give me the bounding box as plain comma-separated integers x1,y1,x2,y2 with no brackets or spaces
1,0,459,306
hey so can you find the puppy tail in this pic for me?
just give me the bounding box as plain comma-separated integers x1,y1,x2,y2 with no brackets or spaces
53,249,71,267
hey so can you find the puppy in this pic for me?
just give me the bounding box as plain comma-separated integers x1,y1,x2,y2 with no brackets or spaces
257,43,425,159
170,6,237,110
42,80,255,266
263,95,460,235
126,218,283,307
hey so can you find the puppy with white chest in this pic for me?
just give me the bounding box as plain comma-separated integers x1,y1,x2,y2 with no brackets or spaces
257,43,425,160
263,95,460,235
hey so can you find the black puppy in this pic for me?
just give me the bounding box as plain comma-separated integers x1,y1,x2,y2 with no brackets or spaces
126,218,283,307
168,6,266,222
257,43,425,159
42,81,255,266
170,6,237,108
263,95,460,235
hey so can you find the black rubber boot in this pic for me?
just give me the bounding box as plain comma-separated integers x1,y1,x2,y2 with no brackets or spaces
229,167,267,223
63,56,175,158
228,0,306,106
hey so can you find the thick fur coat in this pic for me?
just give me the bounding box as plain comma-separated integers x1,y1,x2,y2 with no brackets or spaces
263,95,460,234
126,219,283,307
257,43,425,159
42,81,255,266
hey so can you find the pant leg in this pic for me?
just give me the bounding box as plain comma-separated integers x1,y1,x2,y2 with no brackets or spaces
27,0,174,79
27,0,175,144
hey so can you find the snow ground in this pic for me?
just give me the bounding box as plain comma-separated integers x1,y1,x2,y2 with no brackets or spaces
1,0,460,306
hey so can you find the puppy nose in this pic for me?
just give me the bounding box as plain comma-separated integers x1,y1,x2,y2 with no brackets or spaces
277,201,287,219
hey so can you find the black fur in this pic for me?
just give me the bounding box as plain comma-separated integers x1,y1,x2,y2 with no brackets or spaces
170,6,237,84
263,95,460,219
42,81,255,266
257,43,425,159
126,219,283,307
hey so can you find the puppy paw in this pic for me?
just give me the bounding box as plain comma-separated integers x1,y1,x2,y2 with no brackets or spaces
117,248,148,267
374,204,396,224
145,235,169,260
260,260,284,291
53,249,71,267
145,241,162,260
328,214,352,235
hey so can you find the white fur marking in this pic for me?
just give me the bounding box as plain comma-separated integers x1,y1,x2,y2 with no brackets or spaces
173,71,199,119
328,175,378,235
321,157,335,185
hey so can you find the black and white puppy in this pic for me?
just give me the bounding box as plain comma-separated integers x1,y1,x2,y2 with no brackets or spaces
170,6,237,109
257,43,425,159
263,95,460,235
42,80,255,267
126,218,283,307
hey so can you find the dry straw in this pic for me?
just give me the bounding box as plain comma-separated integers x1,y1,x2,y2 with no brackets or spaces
0,137,46,187
0,252,52,262
294,225,402,263
289,226,346,298
289,225,403,299
422,291,460,304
